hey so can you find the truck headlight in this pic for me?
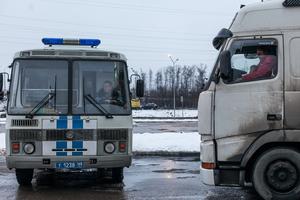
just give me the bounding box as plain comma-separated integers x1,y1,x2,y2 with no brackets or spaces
23,143,35,154
104,142,115,154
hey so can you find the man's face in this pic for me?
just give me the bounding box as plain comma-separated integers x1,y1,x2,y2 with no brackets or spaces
103,83,113,93
257,49,265,56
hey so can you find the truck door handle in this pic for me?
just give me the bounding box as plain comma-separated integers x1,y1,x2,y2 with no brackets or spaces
267,114,282,121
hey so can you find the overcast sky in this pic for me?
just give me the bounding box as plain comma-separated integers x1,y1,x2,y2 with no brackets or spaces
0,0,260,74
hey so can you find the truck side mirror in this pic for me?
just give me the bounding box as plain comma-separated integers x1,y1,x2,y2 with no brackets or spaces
0,74,4,100
213,28,233,50
219,50,232,80
0,73,3,92
136,79,144,98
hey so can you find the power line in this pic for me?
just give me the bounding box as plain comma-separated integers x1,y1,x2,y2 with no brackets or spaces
0,40,217,56
0,14,217,37
50,0,233,16
0,21,213,43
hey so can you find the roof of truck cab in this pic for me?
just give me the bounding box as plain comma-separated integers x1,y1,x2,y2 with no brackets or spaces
13,45,127,61
231,0,300,34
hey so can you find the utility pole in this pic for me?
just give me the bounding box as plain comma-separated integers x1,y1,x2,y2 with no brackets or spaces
168,54,179,118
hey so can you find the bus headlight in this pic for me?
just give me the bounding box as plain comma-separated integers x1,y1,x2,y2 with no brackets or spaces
104,142,115,154
23,143,35,154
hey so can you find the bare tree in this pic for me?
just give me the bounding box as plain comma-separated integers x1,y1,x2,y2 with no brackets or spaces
132,64,207,108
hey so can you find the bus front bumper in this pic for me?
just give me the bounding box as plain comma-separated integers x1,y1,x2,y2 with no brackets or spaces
6,155,132,169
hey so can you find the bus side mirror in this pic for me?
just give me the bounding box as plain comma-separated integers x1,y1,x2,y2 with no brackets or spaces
136,79,144,98
220,50,232,80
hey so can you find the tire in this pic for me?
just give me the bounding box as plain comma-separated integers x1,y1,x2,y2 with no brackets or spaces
97,168,106,181
16,169,34,186
252,148,300,200
111,167,124,183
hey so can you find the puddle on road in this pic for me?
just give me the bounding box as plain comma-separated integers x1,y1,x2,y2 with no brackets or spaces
176,176,197,179
133,163,160,167
152,168,199,174
34,171,125,193
170,157,200,162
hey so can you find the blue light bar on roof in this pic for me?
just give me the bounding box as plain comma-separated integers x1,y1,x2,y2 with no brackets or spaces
42,38,101,47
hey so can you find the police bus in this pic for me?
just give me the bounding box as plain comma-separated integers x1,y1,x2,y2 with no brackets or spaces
1,38,144,185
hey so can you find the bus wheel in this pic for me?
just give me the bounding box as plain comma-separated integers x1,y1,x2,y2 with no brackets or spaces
15,169,34,186
97,168,106,181
111,167,124,183
252,148,300,200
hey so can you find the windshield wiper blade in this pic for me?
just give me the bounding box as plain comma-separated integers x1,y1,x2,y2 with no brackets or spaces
25,92,55,119
84,94,113,119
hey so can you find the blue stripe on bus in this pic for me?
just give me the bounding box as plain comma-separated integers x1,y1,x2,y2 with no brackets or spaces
72,116,83,129
57,116,68,129
56,141,67,149
59,116,68,120
72,120,83,129
72,152,83,156
56,152,67,156
72,141,83,149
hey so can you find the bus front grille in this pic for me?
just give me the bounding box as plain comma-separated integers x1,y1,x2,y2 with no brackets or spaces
10,130,42,141
11,119,39,127
45,130,95,141
97,129,128,140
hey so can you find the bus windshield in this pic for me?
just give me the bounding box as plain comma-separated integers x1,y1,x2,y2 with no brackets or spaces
8,59,131,116
8,60,69,115
72,61,130,115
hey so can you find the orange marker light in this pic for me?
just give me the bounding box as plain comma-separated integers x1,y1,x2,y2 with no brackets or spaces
201,162,216,169
119,142,126,153
12,142,20,154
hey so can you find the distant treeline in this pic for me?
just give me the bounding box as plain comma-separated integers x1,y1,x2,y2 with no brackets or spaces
132,64,207,109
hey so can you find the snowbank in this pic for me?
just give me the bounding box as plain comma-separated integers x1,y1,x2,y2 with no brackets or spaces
133,132,200,152
133,109,198,118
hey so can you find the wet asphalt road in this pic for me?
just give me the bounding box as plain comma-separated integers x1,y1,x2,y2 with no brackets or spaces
0,121,261,199
0,156,261,200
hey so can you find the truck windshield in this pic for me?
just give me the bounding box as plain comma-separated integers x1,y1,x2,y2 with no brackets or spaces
8,60,68,115
72,61,130,115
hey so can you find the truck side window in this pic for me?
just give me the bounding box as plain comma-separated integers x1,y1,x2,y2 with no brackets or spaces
227,39,278,83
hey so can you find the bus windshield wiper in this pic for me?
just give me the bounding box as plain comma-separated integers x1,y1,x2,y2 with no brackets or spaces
26,77,57,119
25,92,55,119
84,94,113,119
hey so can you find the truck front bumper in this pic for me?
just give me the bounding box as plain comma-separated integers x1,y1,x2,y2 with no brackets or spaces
200,166,216,185
6,155,132,169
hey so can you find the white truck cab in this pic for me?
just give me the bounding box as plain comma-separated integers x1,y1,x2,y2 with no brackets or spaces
1,38,144,185
199,0,300,199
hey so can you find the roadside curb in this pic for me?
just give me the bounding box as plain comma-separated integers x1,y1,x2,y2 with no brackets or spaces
133,151,200,157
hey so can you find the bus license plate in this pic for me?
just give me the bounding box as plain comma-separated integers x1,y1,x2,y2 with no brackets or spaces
56,161,83,169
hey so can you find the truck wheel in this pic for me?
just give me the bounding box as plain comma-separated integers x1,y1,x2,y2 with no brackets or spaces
16,169,34,186
252,148,300,200
111,167,124,183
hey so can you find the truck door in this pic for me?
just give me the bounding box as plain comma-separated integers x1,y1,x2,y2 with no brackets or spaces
214,35,284,162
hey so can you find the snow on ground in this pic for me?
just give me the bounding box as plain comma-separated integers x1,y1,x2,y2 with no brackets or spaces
133,119,198,123
133,109,198,118
0,132,200,153
133,132,200,152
